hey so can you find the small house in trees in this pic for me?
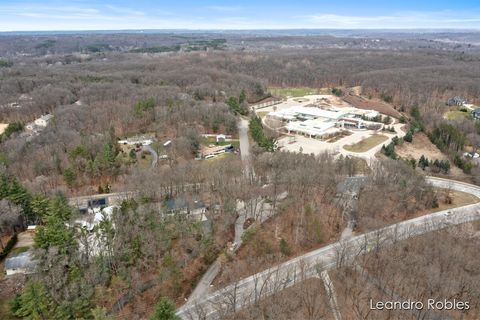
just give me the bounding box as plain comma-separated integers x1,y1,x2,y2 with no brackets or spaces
201,144,232,159
4,251,37,276
165,198,207,217
472,108,480,119
216,134,226,142
447,97,467,106
34,114,54,127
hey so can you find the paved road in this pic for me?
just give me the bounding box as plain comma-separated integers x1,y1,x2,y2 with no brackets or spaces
187,260,221,302
341,118,406,165
177,177,480,319
187,118,253,304
238,118,251,174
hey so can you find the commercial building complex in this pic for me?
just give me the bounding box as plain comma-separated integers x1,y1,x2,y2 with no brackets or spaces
269,105,381,138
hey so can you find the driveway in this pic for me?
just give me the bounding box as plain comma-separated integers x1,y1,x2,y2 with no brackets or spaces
143,144,158,168
238,118,250,162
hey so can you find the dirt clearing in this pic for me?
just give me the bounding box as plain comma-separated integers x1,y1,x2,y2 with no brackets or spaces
343,94,402,118
0,124,8,135
396,133,446,161
396,133,467,179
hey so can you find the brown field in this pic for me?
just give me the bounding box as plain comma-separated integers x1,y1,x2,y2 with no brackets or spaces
396,133,447,161
343,94,402,118
426,189,479,214
395,133,466,178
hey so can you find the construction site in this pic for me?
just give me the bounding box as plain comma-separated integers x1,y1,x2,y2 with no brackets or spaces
256,95,403,159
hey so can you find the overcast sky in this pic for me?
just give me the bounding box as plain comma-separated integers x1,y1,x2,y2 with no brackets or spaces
1,0,480,31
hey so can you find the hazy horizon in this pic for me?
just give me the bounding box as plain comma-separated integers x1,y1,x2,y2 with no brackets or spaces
1,28,480,36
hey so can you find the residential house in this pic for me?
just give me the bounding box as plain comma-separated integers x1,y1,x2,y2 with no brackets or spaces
74,206,116,232
117,135,153,146
216,134,226,142
201,144,232,159
447,96,467,106
165,198,207,217
472,108,480,119
34,114,54,127
4,251,37,276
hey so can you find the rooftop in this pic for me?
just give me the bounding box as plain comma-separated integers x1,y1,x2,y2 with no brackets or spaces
286,119,337,136
166,198,205,212
4,251,37,273
271,106,346,121
40,114,54,121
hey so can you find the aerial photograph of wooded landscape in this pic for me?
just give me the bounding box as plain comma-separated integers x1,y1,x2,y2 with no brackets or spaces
1,1,480,319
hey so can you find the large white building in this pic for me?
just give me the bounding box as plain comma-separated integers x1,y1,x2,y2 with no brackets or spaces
34,114,54,127
286,119,337,137
270,106,346,122
268,105,381,138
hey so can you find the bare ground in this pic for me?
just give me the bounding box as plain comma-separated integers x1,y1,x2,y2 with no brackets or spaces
14,232,34,248
0,124,7,135
395,133,467,179
343,94,402,118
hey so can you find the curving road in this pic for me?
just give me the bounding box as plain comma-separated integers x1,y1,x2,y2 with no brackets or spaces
187,118,253,303
176,176,480,319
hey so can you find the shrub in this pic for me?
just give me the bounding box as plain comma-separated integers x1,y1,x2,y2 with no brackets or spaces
241,227,257,244
0,234,18,260
279,238,292,256
404,130,413,143
332,87,343,97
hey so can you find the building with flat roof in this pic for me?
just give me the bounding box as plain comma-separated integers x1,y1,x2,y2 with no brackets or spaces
118,135,153,146
5,251,37,276
270,106,346,122
34,114,54,127
472,108,480,119
286,119,337,138
267,102,385,140
201,144,232,159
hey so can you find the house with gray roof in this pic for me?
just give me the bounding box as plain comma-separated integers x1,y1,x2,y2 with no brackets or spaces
472,108,480,119
447,96,467,106
4,251,38,276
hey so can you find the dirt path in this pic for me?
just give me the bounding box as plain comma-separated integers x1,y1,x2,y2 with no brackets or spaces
14,232,34,248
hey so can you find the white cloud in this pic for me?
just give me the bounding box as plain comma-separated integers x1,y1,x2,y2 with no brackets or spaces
1,4,480,31
207,5,243,12
304,11,480,29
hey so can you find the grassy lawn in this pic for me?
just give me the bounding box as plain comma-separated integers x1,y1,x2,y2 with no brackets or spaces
443,110,470,120
137,154,153,169
268,87,319,98
343,134,389,153
10,246,29,255
205,152,235,162
201,137,240,149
